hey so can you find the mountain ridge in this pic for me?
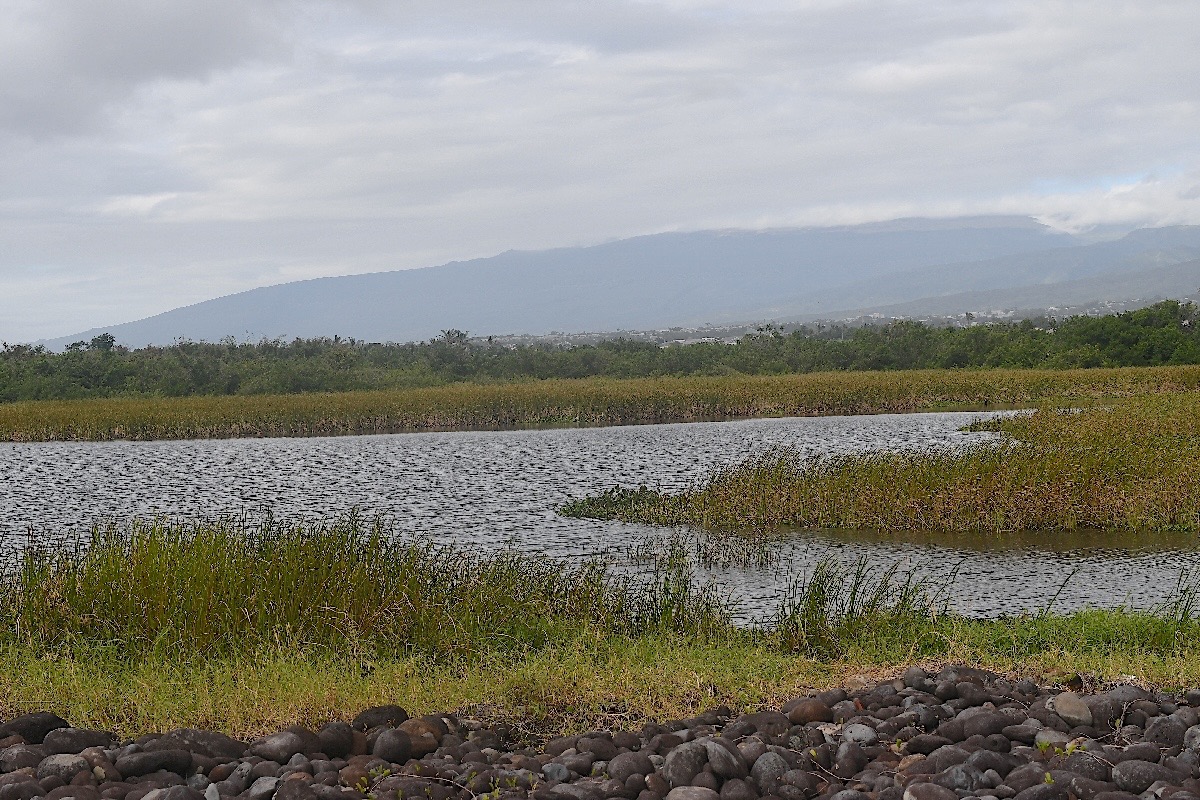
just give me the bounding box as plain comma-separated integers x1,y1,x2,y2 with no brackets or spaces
42,217,1200,349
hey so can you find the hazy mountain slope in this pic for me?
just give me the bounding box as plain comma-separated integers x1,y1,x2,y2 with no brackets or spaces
46,218,1081,347
47,221,1200,350
761,228,1200,319
827,257,1200,320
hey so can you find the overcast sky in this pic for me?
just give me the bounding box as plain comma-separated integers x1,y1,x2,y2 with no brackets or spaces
3,0,1200,342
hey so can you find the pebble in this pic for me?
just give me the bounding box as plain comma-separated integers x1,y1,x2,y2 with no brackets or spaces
3,672,1200,800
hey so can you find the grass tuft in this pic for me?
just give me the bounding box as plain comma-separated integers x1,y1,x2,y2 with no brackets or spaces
769,557,951,658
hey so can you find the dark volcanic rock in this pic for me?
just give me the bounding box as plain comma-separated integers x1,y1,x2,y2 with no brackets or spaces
1146,716,1189,748
1112,760,1182,794
371,729,412,764
902,784,958,800
702,740,747,780
8,669,1200,800
663,743,708,788
148,729,247,759
42,728,116,755
0,713,70,745
351,706,408,731
250,729,319,764
37,754,89,782
316,722,355,760
115,749,193,778
609,752,655,783
748,752,788,791
0,745,44,772
783,700,833,725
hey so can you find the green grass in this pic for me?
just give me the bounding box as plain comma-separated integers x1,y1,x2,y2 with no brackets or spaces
5,366,1200,441
8,619,1200,740
565,391,1200,534
4,515,730,659
2,515,1200,737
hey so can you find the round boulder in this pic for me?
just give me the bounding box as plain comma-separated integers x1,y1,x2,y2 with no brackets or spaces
0,744,44,772
1047,693,1093,729
371,729,412,764
42,728,116,755
249,728,319,764
1144,716,1187,748
1112,760,1180,794
397,718,440,757
37,753,90,782
114,748,194,778
316,722,354,760
666,788,720,800
749,752,788,791
351,706,408,731
784,699,834,725
702,739,748,779
663,742,709,788
841,724,879,746
0,712,70,745
608,751,655,784
903,784,958,800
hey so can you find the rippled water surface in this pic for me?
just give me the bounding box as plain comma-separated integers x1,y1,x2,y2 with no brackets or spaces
3,412,1196,618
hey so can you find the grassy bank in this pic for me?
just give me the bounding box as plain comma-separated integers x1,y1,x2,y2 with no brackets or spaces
564,390,1200,534
4,515,728,658
2,516,1199,737
5,366,1200,441
8,627,1200,741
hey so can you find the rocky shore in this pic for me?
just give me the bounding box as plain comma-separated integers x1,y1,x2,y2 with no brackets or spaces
3,666,1200,800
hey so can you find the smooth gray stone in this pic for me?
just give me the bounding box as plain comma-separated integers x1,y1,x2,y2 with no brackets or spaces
37,753,89,782
666,788,720,800
663,742,708,788
1048,694,1093,728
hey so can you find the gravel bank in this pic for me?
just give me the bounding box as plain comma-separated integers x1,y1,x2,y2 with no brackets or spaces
2,666,1200,800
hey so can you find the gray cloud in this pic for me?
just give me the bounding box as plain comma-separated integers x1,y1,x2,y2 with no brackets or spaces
0,1,289,137
2,0,1200,341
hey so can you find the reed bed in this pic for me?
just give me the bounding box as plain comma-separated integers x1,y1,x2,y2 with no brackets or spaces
1,515,731,659
566,390,1200,533
5,366,1200,441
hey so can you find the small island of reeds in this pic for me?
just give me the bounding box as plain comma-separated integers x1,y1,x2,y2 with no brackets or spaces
563,391,1200,534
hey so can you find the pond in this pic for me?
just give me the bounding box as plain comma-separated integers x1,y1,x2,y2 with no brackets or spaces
2,411,1196,619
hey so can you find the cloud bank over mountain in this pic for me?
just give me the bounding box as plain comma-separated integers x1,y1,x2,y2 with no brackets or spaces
4,1,1200,342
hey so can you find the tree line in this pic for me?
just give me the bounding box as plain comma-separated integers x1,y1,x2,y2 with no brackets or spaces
2,300,1198,402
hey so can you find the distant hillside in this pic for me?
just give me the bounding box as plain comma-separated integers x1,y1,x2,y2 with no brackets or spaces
833,257,1200,321
46,217,1200,349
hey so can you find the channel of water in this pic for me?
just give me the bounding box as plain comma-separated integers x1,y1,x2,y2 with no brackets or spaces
2,411,1196,619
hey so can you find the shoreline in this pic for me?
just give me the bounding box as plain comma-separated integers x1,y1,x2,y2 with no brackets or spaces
2,666,1198,800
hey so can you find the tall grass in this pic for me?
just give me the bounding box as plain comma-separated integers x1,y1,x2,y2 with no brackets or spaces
1,515,732,659
568,391,1200,533
5,366,1200,441
2,517,1200,735
769,558,951,658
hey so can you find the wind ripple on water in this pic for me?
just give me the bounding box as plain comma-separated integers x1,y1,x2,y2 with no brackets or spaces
1,411,1195,618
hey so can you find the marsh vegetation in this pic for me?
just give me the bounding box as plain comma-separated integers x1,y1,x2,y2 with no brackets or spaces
565,391,1200,533
3,515,1199,736
4,365,1200,441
